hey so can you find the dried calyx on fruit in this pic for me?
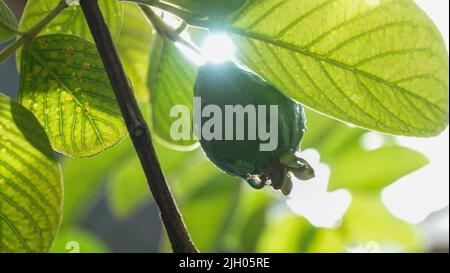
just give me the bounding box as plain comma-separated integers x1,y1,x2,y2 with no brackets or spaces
194,61,315,195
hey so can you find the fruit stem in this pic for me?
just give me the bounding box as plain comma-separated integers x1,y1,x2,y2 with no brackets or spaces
0,0,67,64
79,0,198,253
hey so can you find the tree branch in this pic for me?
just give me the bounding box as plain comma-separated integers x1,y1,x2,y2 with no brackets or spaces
79,0,198,253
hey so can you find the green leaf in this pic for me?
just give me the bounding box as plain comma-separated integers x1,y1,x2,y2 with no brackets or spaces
0,93,62,253
19,34,127,157
170,152,221,199
222,188,272,252
108,154,148,218
339,195,422,252
19,0,123,42
256,195,422,252
0,0,17,42
256,212,314,252
62,139,132,225
107,141,194,218
148,35,198,150
223,0,449,137
180,172,241,252
160,0,247,16
50,227,109,253
117,2,153,101
329,146,429,192
158,155,240,253
302,109,367,162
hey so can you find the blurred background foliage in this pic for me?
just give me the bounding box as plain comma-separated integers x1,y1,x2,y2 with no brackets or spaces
49,105,427,253
1,0,447,253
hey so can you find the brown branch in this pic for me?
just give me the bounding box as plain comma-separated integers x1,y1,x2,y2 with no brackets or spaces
79,0,198,253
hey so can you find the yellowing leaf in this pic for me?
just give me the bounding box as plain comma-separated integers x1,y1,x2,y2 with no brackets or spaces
0,93,62,252
19,34,127,157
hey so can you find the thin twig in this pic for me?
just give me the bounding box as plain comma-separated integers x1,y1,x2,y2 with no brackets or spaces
79,0,198,253
139,4,202,56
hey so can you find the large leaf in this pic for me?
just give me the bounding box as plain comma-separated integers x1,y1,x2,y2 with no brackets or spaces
117,3,153,101
148,35,198,150
329,146,429,192
222,0,449,137
19,0,123,42
302,109,428,193
19,34,127,157
0,93,62,252
159,0,247,16
0,0,17,42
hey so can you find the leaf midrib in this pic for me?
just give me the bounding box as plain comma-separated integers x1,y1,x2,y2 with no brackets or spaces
25,46,106,150
226,27,448,116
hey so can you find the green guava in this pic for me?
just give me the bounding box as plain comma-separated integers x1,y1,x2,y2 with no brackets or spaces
194,61,315,195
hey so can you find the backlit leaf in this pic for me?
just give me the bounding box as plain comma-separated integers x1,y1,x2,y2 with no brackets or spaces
148,35,198,150
0,93,62,252
19,0,123,42
160,0,247,16
329,146,429,192
223,0,449,137
19,34,127,157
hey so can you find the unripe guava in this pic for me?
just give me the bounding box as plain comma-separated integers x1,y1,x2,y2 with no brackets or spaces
194,61,314,195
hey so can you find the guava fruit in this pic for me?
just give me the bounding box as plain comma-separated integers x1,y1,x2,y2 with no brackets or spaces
194,61,314,195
